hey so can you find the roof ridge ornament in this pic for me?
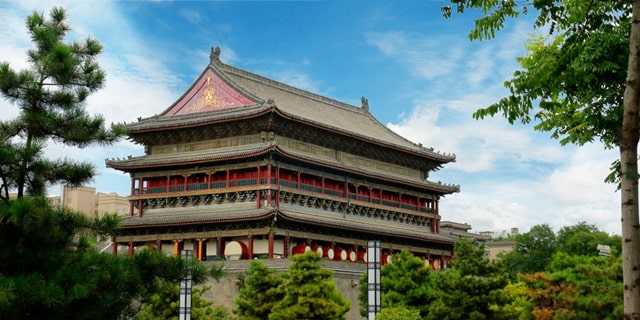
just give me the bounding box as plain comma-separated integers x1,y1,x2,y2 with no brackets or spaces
361,96,369,112
209,46,221,65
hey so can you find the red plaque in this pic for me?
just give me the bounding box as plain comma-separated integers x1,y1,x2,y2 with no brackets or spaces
165,69,255,116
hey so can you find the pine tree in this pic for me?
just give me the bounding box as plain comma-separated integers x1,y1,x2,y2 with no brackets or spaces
0,196,218,319
0,6,125,201
135,281,235,320
234,260,284,320
426,239,515,320
0,7,218,319
358,249,435,318
269,252,350,320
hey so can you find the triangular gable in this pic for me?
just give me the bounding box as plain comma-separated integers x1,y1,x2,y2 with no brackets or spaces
164,68,256,116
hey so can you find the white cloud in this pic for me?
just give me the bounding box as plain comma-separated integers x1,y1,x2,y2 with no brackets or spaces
374,18,621,235
365,31,462,81
0,0,178,196
179,9,202,24
271,69,323,94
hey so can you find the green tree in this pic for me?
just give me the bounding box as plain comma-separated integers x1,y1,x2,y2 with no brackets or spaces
427,239,516,320
498,281,533,320
519,253,623,319
556,222,621,257
135,281,235,320
501,224,557,279
0,197,216,319
376,306,421,320
234,260,284,320
0,6,125,201
358,249,435,318
269,251,350,320
442,1,640,315
0,8,221,319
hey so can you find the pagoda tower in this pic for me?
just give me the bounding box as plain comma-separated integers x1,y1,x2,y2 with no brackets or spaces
106,47,459,267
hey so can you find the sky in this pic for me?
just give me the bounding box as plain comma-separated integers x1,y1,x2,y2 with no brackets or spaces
0,0,622,235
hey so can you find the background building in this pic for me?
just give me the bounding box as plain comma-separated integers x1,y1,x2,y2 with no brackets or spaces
62,186,97,217
96,192,130,217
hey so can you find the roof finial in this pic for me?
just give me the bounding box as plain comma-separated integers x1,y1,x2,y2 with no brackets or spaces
210,46,221,65
361,96,369,112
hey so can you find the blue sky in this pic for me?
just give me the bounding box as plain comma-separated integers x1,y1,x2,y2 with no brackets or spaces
0,0,621,235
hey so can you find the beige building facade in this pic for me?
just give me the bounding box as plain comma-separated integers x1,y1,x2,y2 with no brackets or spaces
62,186,97,217
96,192,130,217
59,186,129,218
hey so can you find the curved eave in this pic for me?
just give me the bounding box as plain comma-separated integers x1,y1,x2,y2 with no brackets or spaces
118,208,276,229
124,102,272,135
216,60,456,164
274,145,459,195
106,143,275,171
277,209,456,245
105,143,458,194
123,105,454,167
271,107,455,164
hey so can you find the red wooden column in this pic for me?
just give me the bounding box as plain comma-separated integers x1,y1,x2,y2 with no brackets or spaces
112,241,118,255
173,240,183,257
266,164,272,206
248,235,254,260
268,233,274,259
156,240,163,252
435,199,440,233
129,178,135,216
256,190,261,209
275,164,280,206
138,197,143,217
128,240,134,257
344,178,348,198
257,165,261,184
282,235,288,258
196,239,206,261
217,236,225,258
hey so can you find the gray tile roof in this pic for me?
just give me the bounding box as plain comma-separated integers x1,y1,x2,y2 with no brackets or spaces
124,49,455,163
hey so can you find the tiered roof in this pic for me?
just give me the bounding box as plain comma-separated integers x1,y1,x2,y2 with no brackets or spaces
107,47,459,193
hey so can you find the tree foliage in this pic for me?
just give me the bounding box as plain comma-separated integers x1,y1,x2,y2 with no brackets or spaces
135,281,235,320
268,252,350,320
359,241,515,320
426,239,516,320
500,223,622,280
0,7,222,319
234,260,285,320
556,222,621,257
441,1,640,315
376,306,421,320
500,224,557,279
519,253,623,319
358,249,435,318
0,6,125,200
0,197,217,319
